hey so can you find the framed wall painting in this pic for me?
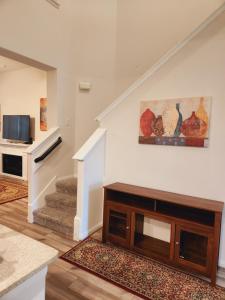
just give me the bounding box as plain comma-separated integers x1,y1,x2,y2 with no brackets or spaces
40,98,47,131
139,97,211,148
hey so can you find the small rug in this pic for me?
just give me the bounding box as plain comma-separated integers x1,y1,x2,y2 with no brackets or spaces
0,180,28,204
61,238,225,300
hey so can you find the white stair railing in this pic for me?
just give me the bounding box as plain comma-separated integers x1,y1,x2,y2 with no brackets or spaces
25,127,62,223
73,128,106,240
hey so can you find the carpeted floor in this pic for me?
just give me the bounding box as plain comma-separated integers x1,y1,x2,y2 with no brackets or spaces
61,237,225,300
0,179,28,204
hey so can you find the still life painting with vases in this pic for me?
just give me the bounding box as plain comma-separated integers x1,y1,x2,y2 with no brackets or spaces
139,97,211,147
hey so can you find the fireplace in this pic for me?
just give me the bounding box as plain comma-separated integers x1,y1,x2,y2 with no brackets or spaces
2,154,22,177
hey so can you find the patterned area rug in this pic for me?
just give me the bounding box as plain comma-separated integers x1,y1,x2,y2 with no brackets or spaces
0,180,28,204
61,238,225,300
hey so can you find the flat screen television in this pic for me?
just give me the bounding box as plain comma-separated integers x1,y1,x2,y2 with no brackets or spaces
3,115,30,143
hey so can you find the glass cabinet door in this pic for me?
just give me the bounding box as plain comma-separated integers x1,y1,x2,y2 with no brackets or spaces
175,226,212,274
106,206,130,247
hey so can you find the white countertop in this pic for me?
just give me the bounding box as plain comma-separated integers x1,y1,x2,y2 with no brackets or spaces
0,225,58,297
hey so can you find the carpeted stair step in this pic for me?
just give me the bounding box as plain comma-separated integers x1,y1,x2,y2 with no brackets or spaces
56,177,77,196
33,207,75,236
45,192,76,212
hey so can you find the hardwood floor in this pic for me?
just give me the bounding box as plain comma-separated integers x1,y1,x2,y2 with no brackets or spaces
1,175,224,299
0,197,140,300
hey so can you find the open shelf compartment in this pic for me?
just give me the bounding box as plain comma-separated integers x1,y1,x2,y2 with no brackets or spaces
133,213,171,260
106,190,155,211
156,200,215,227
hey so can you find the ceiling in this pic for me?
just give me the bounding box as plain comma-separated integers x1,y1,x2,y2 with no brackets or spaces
0,56,29,73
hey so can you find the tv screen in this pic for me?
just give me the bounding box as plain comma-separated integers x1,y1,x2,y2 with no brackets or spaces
3,115,30,143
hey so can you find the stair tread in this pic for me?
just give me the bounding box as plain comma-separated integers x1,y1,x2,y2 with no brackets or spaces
46,191,76,200
45,192,76,210
34,206,75,228
46,192,76,203
56,177,77,195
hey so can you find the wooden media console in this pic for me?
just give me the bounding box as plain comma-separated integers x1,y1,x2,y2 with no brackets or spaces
102,182,224,285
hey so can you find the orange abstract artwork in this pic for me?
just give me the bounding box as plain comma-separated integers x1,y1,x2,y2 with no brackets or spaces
40,98,47,131
139,97,211,147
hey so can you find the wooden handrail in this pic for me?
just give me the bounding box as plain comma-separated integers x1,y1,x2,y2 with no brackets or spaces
34,137,62,163
25,127,60,154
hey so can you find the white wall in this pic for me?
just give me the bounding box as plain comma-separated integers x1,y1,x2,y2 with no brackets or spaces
0,0,76,178
143,218,171,243
1,0,224,166
72,0,225,150
72,0,117,149
115,0,225,95
0,67,47,141
101,11,225,267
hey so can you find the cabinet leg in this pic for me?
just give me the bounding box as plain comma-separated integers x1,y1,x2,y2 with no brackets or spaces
211,275,216,286
210,265,217,286
210,212,222,287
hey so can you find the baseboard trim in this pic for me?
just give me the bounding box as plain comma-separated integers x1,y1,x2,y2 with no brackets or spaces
218,267,225,279
73,217,102,241
73,216,81,241
219,260,225,269
27,176,57,223
88,222,102,236
34,175,57,208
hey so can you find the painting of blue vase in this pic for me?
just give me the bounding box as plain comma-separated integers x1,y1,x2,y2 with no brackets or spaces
174,103,182,137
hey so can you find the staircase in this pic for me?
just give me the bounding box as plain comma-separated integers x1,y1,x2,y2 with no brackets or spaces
33,177,77,237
